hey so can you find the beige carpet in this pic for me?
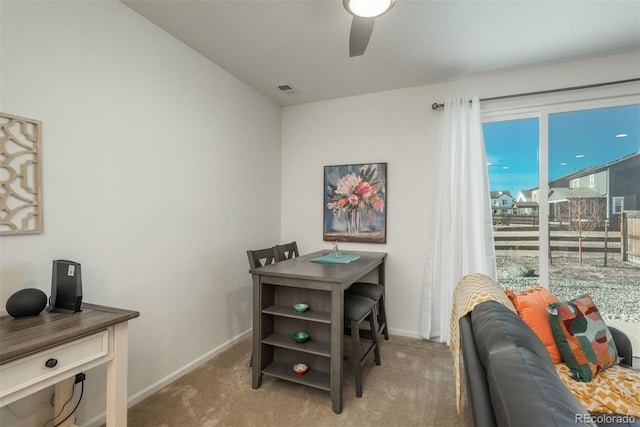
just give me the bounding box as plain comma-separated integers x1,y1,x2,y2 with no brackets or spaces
127,336,472,427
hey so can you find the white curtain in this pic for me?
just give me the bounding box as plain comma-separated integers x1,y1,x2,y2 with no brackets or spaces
419,95,497,343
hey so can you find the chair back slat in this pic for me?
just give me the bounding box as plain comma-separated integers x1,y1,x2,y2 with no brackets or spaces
247,247,276,270
275,241,299,262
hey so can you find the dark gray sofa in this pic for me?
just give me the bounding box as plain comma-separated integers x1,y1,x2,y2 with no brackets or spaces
459,300,638,427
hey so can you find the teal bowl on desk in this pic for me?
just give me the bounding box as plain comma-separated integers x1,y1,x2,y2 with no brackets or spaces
292,331,310,343
293,303,309,313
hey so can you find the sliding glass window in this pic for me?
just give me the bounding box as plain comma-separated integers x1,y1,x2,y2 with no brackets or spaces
482,99,639,352
547,104,639,322
484,117,540,286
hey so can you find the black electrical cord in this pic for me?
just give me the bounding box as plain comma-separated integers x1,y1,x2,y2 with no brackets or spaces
43,383,74,427
53,380,84,427
42,378,84,427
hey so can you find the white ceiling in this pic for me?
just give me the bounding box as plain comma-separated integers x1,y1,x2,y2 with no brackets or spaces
121,0,640,107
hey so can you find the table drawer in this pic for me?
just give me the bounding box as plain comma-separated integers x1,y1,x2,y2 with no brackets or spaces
0,330,110,399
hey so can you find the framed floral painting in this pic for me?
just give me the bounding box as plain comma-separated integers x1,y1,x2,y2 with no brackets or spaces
323,162,386,243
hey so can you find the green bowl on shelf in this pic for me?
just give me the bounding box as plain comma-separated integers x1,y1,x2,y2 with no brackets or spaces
292,331,310,343
293,303,309,313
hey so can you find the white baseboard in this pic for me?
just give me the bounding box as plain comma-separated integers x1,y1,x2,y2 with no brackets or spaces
81,329,252,427
388,327,422,340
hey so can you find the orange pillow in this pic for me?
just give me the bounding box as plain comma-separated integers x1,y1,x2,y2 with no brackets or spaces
505,287,563,363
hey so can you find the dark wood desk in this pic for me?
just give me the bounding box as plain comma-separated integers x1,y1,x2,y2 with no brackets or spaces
250,250,387,414
0,303,139,426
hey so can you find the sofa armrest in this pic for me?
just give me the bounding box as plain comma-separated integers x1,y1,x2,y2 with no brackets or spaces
459,314,497,427
608,326,633,367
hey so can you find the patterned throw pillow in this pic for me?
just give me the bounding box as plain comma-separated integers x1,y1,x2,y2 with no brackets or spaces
547,294,619,382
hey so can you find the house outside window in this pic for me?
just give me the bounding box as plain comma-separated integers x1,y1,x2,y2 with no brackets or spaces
612,196,624,214
589,174,595,188
571,178,580,188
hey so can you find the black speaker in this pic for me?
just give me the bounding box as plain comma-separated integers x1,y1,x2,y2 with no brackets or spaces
6,288,47,318
47,260,82,313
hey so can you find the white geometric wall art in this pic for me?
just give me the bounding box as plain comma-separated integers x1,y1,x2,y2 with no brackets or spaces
0,113,43,235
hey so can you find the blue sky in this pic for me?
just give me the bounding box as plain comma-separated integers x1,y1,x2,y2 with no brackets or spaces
483,104,640,197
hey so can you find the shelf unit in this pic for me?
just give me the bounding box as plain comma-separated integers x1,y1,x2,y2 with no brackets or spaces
259,288,332,391
251,250,387,414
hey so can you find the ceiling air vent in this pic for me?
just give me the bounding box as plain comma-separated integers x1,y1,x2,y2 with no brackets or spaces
276,83,298,95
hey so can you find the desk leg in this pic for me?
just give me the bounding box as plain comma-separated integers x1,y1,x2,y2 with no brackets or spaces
106,322,128,427
330,287,343,414
377,261,389,340
252,274,262,389
53,377,75,426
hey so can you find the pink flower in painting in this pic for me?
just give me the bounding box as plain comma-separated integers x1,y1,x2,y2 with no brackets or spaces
355,181,372,199
373,198,384,212
348,194,359,206
336,173,360,196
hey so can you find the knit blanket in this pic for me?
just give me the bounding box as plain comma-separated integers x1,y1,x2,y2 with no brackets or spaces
449,273,516,414
556,363,640,418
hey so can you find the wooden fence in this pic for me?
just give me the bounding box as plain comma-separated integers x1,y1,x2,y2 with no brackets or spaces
621,210,640,263
493,214,620,231
494,233,620,253
492,213,640,261
493,214,538,227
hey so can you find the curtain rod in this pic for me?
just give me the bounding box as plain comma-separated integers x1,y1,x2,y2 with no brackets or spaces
430,78,640,110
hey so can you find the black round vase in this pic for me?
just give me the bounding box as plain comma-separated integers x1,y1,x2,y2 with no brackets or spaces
6,288,47,318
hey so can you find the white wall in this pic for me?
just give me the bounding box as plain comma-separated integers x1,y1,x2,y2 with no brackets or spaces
0,1,281,426
280,50,640,338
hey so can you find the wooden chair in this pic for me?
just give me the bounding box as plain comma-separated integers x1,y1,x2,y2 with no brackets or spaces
247,247,277,269
246,246,277,366
274,241,299,262
346,282,389,340
344,294,381,397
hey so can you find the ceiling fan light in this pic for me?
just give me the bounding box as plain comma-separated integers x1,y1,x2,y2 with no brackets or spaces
344,0,395,18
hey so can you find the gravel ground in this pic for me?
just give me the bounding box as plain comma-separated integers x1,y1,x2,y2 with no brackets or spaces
496,254,640,323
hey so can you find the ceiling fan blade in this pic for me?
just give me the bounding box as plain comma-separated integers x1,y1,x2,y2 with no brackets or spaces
349,16,375,57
